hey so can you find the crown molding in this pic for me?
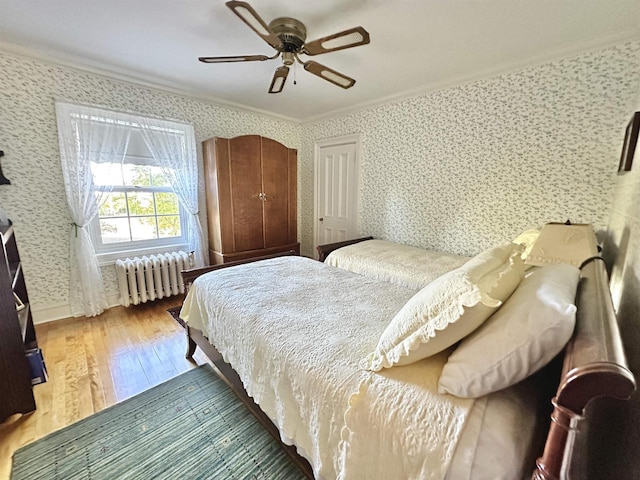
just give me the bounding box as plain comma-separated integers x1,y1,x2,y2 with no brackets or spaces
301,30,640,124
1,28,638,127
0,40,301,125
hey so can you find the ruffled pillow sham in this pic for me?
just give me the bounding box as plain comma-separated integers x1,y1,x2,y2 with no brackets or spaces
368,243,525,371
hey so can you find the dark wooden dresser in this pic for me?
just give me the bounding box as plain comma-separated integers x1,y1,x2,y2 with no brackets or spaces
0,222,38,422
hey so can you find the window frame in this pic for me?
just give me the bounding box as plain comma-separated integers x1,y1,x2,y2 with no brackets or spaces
90,172,189,265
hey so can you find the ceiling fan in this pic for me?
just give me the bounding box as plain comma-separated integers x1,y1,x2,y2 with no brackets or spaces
199,1,370,94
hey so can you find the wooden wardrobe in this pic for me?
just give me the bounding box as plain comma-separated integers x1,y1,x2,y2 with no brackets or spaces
202,135,299,264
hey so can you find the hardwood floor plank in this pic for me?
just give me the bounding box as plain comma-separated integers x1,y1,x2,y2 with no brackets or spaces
90,318,117,408
130,309,175,386
83,319,106,413
105,309,151,402
64,321,88,424
145,307,183,363
0,297,204,480
48,361,67,433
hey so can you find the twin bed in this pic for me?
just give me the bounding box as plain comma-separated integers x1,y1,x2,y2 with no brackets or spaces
179,236,635,479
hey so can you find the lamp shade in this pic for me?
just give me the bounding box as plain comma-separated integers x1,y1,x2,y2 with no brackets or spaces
526,223,598,267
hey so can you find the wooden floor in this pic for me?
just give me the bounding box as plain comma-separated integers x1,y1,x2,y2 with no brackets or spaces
0,297,210,480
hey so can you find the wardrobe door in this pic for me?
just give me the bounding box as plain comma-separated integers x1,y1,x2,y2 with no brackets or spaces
261,138,295,248
229,135,265,252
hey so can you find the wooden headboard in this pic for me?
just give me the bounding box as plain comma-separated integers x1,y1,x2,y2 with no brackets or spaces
533,257,635,479
316,239,636,478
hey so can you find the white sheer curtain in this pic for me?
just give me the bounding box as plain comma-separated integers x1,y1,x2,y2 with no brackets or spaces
138,119,206,268
55,102,130,317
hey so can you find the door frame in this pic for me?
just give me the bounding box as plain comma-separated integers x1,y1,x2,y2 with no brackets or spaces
313,133,362,257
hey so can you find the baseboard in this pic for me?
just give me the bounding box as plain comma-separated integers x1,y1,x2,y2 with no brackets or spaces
32,292,122,324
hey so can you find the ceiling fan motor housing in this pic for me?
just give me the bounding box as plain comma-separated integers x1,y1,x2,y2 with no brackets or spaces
269,17,307,52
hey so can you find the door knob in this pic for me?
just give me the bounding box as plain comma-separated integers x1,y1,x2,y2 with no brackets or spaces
319,217,324,222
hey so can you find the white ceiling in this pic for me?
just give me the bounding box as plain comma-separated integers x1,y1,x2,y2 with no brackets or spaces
0,1,639,122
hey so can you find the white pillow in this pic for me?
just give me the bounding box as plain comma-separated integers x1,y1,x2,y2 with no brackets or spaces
445,377,544,480
512,228,540,261
525,223,598,267
368,243,524,371
438,263,580,398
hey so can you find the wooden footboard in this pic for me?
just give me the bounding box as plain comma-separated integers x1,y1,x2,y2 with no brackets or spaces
181,250,297,293
316,236,373,262
533,257,636,479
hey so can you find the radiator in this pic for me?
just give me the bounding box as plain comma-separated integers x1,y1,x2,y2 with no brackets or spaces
115,251,193,307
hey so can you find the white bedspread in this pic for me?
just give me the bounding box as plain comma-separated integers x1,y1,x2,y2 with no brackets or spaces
325,239,469,290
181,256,474,480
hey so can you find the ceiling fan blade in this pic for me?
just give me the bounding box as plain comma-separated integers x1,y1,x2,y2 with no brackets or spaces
199,54,272,63
268,66,289,94
303,26,370,56
226,1,283,51
303,61,356,89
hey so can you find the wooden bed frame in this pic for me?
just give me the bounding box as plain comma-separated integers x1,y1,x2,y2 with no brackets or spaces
181,251,314,477
181,239,636,480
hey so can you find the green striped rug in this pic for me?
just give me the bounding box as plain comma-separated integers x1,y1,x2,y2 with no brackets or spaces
11,365,307,480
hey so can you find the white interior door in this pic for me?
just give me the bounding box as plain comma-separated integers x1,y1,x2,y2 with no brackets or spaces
315,137,359,249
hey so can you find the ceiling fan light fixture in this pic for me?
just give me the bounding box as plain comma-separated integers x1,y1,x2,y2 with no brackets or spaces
282,52,294,66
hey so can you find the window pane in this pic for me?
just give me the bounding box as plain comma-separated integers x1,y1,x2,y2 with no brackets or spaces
123,164,151,186
158,216,181,238
127,192,155,216
155,192,179,215
100,218,131,243
130,217,158,241
150,166,169,187
99,192,127,217
92,162,124,186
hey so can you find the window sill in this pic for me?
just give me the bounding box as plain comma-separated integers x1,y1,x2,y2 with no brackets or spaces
97,243,190,266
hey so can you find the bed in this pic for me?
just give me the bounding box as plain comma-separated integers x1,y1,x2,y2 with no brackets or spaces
321,238,469,290
180,238,635,480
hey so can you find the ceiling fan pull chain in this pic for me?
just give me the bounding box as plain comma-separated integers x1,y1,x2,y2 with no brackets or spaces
294,61,297,85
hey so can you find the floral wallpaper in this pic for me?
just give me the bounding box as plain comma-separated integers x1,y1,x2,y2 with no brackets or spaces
0,51,300,317
594,88,640,477
301,41,640,257
1,40,639,321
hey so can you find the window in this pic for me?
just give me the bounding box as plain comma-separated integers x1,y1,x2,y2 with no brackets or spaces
89,131,188,262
